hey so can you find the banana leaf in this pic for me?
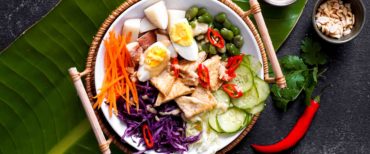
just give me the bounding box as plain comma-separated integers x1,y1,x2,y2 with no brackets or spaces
0,0,307,153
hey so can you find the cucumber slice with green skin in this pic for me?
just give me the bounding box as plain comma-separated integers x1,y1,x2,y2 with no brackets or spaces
243,113,252,126
254,77,270,102
213,89,231,107
217,108,247,133
231,86,259,110
229,67,254,93
208,110,223,133
246,55,262,76
247,103,265,115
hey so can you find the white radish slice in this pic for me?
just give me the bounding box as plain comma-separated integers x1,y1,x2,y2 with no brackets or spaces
140,18,156,33
144,1,168,29
122,19,141,42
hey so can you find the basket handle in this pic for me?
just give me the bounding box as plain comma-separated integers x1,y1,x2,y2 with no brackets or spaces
68,67,112,154
220,0,287,88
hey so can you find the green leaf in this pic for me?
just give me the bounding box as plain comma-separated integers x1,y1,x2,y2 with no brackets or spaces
279,55,308,73
270,56,308,110
0,0,307,153
0,0,124,153
233,0,308,50
300,37,328,65
303,67,319,105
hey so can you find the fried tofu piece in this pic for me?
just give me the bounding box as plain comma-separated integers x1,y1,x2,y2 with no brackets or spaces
150,71,175,96
175,87,216,119
154,79,194,106
202,55,222,91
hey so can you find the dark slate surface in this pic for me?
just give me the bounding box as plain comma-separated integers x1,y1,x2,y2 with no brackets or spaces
0,0,369,153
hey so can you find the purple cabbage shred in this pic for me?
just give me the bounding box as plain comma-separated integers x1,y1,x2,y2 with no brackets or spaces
117,81,201,153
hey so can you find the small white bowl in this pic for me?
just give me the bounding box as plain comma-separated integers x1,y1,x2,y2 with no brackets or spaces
264,0,296,7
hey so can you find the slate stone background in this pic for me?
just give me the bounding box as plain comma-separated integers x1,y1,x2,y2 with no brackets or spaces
0,0,369,153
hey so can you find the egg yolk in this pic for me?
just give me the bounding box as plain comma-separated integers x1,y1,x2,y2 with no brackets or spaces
169,22,193,46
144,46,168,67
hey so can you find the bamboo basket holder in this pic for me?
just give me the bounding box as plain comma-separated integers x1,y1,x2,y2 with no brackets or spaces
68,0,287,153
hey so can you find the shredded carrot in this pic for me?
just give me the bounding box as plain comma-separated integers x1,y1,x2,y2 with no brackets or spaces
94,31,138,117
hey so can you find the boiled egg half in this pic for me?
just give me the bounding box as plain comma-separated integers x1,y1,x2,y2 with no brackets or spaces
137,42,170,82
169,18,199,61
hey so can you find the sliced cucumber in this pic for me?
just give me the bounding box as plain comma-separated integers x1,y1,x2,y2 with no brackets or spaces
229,67,254,93
254,77,270,102
246,55,262,75
213,89,231,107
231,86,259,110
243,113,252,126
208,110,223,133
247,103,265,115
217,108,247,133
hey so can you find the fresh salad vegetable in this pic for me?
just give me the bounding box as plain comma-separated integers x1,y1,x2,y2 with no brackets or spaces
207,28,225,48
94,31,139,116
222,84,243,98
171,57,179,78
118,81,200,153
197,64,210,89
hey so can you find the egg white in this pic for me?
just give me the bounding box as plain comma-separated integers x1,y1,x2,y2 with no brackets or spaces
169,18,199,61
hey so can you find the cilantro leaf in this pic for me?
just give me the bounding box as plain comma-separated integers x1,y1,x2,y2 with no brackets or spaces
270,55,308,110
279,56,307,73
303,67,319,105
300,37,328,65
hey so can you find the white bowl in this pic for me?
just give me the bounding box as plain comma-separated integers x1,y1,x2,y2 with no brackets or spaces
94,0,263,153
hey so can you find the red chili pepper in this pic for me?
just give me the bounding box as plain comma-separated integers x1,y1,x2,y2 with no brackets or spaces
197,64,210,89
171,57,179,78
226,55,243,73
221,71,236,82
142,124,154,149
207,28,225,48
251,97,321,153
222,84,243,98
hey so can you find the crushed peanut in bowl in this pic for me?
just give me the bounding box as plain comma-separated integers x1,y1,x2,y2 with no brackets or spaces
315,0,354,39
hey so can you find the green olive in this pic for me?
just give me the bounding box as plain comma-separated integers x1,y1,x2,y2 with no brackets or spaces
198,13,213,24
223,19,232,29
215,12,227,23
209,45,217,55
186,6,199,21
220,28,234,41
189,20,197,28
233,35,244,48
226,43,240,55
197,7,208,16
220,53,228,60
230,25,240,35
201,43,210,53
213,21,223,29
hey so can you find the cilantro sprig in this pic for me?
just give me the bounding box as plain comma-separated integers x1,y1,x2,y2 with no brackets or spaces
271,37,328,111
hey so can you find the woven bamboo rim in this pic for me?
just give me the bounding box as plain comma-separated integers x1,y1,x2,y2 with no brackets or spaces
83,0,272,153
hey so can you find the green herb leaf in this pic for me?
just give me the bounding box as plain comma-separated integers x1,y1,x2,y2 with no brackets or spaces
300,37,328,65
303,67,319,105
270,55,308,110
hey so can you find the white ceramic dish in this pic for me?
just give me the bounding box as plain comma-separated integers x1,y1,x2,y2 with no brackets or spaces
94,0,263,153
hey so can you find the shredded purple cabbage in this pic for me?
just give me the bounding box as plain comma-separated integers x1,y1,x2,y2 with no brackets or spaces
117,81,201,153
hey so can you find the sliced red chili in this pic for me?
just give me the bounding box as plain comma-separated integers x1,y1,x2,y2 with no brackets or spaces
171,57,179,78
226,55,243,73
222,84,243,98
142,124,154,149
221,71,236,82
197,64,210,89
207,28,225,48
